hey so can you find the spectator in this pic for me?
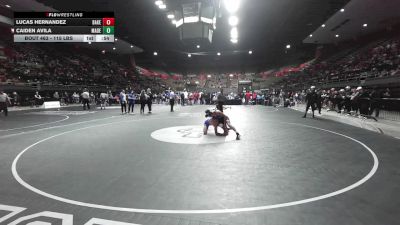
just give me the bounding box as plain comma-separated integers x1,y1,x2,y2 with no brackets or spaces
0,90,11,116
12,91,19,106
53,91,60,101
34,91,42,107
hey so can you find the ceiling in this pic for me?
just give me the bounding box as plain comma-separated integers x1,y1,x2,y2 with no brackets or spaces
2,0,352,72
304,0,400,44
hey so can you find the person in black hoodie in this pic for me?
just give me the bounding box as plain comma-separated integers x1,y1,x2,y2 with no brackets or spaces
344,86,352,113
303,86,318,118
216,89,226,112
146,88,153,114
337,89,346,113
358,87,370,116
369,87,383,117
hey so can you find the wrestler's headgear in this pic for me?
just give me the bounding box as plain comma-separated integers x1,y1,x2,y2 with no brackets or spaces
205,109,212,117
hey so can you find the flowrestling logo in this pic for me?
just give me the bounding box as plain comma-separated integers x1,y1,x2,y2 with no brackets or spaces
151,125,236,144
0,203,139,224
177,127,203,138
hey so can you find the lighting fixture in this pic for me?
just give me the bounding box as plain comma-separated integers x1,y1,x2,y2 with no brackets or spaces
223,0,240,14
228,16,239,26
230,27,238,39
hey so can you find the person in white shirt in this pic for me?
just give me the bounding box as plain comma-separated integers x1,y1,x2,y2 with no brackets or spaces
119,90,127,114
183,90,188,106
81,89,90,110
99,92,108,110
0,90,11,116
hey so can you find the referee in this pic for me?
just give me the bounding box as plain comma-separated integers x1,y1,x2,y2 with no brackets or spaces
169,89,175,112
216,89,226,112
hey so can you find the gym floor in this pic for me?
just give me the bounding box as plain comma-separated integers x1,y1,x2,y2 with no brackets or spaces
0,104,399,225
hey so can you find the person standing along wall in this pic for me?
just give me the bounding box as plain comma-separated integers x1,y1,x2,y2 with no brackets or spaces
53,91,60,102
358,87,370,116
12,92,19,106
108,91,114,106
303,86,318,118
369,87,382,118
0,90,11,116
34,91,42,107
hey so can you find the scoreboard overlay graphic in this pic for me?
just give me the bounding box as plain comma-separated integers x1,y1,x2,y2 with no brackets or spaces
13,12,115,43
